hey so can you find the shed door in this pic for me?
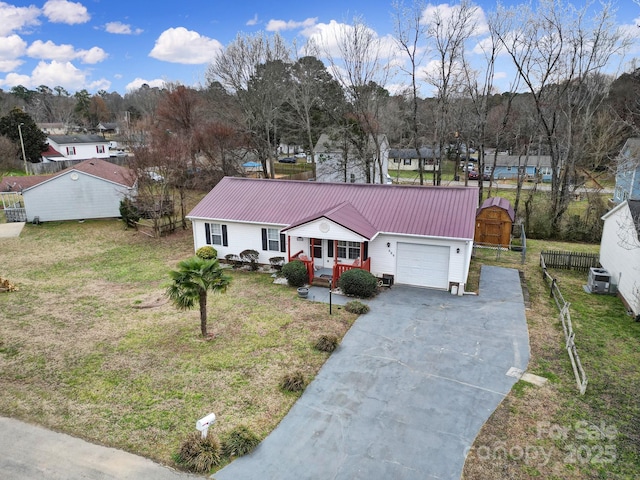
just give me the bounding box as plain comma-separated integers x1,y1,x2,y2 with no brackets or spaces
396,243,450,289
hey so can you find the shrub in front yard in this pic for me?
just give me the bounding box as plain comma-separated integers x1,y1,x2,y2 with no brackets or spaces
345,300,370,314
269,256,285,271
280,370,306,392
177,431,222,473
119,198,140,227
338,269,378,298
239,249,260,270
281,260,308,287
196,246,217,260
315,334,339,352
222,425,260,458
225,253,241,268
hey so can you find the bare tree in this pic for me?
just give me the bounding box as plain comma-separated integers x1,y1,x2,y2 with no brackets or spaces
495,0,631,233
423,0,477,185
207,32,291,178
320,17,391,183
393,0,428,185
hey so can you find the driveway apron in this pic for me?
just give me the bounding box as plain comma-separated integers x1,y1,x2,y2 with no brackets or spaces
214,266,530,480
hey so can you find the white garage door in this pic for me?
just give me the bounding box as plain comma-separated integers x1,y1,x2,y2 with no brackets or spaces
396,243,450,289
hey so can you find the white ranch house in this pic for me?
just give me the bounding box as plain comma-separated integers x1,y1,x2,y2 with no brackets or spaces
187,177,478,293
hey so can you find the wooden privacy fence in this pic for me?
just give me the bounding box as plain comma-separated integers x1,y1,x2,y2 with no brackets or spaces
540,250,600,271
540,253,588,395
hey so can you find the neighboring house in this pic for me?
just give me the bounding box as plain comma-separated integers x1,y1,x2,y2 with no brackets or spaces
44,135,111,163
96,122,119,135
600,199,640,317
388,147,439,172
612,137,640,204
484,154,553,181
314,133,390,184
474,197,515,248
187,177,478,292
18,159,136,222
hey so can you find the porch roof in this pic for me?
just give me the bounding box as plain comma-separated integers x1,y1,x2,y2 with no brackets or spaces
188,177,478,240
281,201,377,240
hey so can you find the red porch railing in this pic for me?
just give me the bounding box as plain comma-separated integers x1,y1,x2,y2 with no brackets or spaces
290,251,315,285
332,257,371,289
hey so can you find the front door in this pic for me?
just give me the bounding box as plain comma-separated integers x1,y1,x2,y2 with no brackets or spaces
310,238,323,270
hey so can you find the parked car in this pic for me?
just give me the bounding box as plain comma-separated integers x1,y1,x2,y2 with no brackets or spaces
468,170,479,180
278,157,296,163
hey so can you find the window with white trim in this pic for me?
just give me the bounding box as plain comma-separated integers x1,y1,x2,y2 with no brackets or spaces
337,241,360,260
403,159,412,165
96,145,105,154
267,228,280,251
209,223,223,245
66,146,76,155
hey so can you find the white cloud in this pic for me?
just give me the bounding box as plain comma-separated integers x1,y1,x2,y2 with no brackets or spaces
266,17,317,32
31,60,86,89
87,78,111,91
27,40,107,64
1,72,31,88
43,0,90,25
0,59,24,72
0,60,89,90
77,46,107,64
0,2,41,36
125,77,167,91
421,3,488,36
246,14,259,26
105,21,142,35
0,34,27,63
149,27,223,64
305,20,396,61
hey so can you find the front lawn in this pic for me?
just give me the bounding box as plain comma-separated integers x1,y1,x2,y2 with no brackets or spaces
0,220,356,469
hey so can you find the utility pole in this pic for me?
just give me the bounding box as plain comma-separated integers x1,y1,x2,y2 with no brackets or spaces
18,123,28,175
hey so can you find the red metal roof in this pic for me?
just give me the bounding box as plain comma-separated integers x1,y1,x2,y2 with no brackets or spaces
478,196,515,222
188,177,478,240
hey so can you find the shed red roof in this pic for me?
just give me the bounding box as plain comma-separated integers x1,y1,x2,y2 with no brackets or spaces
188,177,478,240
478,196,515,222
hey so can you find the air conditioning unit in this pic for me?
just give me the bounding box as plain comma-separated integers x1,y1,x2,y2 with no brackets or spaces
587,267,611,294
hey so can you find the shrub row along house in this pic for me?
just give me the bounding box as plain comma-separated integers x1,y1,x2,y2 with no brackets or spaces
187,177,478,293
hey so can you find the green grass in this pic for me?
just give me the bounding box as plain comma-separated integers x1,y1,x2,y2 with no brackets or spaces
0,219,356,470
464,239,640,479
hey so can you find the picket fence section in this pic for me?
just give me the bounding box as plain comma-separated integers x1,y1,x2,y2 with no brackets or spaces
540,250,600,271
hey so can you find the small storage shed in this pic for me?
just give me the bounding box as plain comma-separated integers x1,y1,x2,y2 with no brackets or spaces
474,197,515,247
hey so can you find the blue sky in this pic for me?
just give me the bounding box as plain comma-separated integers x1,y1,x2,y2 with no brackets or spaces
1,0,639,95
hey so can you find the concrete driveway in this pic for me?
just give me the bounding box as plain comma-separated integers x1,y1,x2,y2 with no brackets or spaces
0,266,528,480
214,266,529,480
0,416,197,480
